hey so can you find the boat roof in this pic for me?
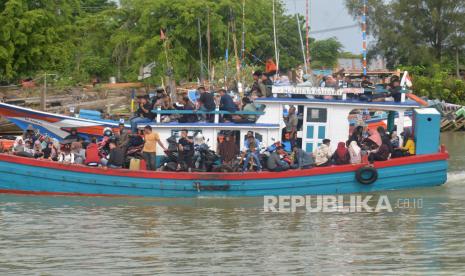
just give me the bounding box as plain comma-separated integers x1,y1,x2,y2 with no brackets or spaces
255,97,421,109
141,122,280,129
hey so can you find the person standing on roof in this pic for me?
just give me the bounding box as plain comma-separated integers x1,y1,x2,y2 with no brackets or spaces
197,86,216,122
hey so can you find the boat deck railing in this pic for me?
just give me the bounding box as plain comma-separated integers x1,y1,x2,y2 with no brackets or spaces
272,85,408,100
151,108,265,124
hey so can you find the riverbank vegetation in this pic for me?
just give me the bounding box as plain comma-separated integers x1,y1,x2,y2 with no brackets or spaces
0,0,342,86
346,0,465,105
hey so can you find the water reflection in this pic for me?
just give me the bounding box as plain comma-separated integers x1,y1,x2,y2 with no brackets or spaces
0,132,464,275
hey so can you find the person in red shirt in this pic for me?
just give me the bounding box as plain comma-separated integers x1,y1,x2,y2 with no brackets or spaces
265,57,277,75
85,137,101,166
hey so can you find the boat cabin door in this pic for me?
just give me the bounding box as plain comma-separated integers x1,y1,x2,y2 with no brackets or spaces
303,107,328,153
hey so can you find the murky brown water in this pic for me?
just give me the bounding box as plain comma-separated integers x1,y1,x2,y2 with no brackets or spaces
1,133,464,275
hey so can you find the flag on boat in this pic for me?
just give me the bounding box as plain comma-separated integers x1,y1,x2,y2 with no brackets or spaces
401,71,413,88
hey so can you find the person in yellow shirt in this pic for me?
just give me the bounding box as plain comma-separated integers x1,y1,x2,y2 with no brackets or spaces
401,133,415,155
143,125,167,170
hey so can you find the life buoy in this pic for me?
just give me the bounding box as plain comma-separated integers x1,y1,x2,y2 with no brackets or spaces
355,166,378,185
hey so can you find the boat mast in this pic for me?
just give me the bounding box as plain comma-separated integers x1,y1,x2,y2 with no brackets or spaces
272,0,279,73
225,20,230,88
296,14,308,73
305,0,310,74
231,9,241,96
207,8,211,85
362,0,367,76
197,18,204,83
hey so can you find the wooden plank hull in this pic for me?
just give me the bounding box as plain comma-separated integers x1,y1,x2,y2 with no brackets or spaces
0,152,449,198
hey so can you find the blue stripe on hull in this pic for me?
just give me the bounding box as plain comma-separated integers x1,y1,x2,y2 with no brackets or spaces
0,160,448,197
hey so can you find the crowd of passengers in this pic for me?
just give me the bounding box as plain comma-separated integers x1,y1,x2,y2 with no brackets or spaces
129,69,406,134
1,117,415,172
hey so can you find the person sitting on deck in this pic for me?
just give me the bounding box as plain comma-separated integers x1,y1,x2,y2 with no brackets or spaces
377,126,393,154
251,71,264,98
177,129,194,171
242,131,262,172
390,131,400,148
71,141,85,164
232,97,258,124
23,124,39,143
130,96,155,133
292,147,314,169
105,141,125,169
116,122,130,152
218,89,238,122
13,137,25,154
197,86,216,122
267,147,290,172
349,126,364,147
388,76,402,102
85,137,101,166
261,73,273,97
401,132,416,156
348,140,362,164
64,127,83,142
41,142,54,160
58,143,74,164
332,142,351,165
143,125,167,171
177,96,198,123
314,139,332,167
284,106,298,148
217,132,239,165
265,57,277,76
32,140,44,159
151,87,166,107
368,142,390,163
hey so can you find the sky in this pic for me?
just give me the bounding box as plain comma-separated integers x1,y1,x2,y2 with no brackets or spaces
283,0,362,54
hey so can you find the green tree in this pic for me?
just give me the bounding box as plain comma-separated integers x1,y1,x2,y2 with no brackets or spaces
345,0,465,68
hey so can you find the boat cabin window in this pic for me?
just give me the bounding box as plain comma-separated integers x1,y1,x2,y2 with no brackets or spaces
170,129,202,139
306,108,327,123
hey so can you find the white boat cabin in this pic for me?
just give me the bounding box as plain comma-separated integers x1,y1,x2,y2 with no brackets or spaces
139,86,421,155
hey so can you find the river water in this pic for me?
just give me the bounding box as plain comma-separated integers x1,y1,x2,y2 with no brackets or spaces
1,133,464,275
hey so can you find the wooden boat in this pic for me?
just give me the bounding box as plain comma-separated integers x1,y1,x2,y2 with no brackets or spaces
0,149,448,197
0,86,449,197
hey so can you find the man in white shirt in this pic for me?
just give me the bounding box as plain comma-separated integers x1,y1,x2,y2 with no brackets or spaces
314,139,332,167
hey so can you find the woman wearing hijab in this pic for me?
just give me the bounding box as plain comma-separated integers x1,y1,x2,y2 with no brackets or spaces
332,142,351,165
71,142,85,164
33,140,44,158
349,126,364,146
364,128,382,150
58,143,75,164
348,140,362,164
42,142,53,159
